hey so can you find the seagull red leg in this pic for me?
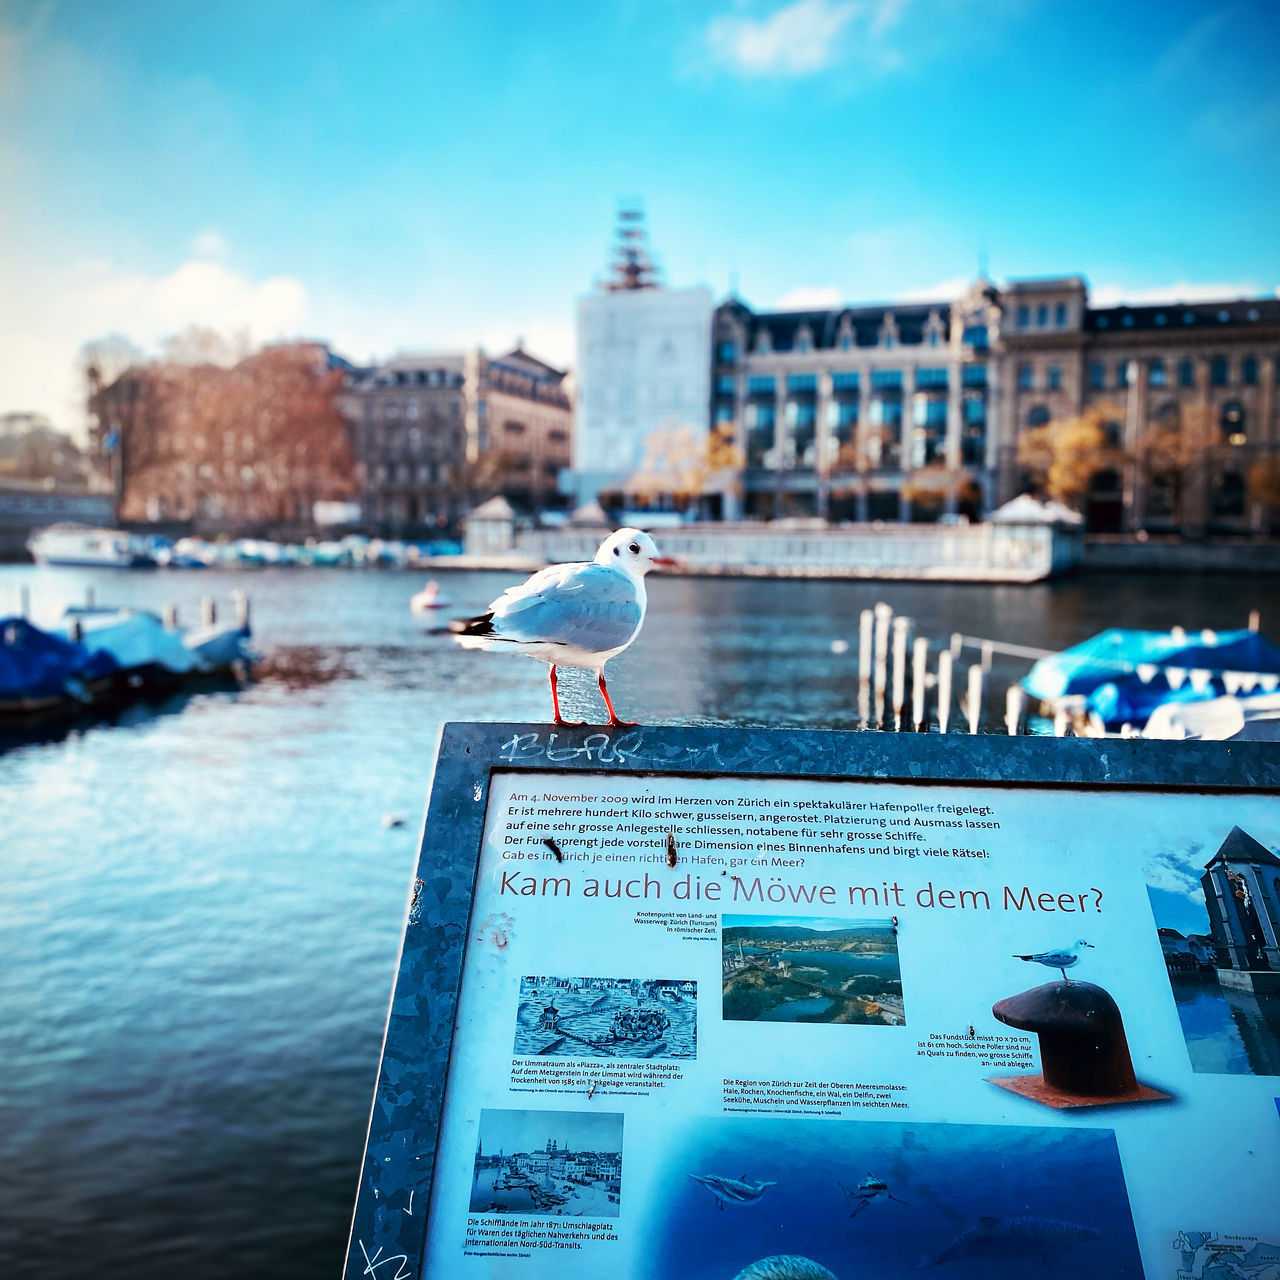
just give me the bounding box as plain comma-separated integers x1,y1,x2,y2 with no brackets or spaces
598,672,637,727
549,665,583,727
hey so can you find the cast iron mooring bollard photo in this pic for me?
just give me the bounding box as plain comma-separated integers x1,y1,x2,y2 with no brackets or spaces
988,980,1171,1108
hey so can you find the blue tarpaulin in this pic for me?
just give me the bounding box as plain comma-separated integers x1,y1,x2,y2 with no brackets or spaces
0,617,119,707
1023,628,1280,729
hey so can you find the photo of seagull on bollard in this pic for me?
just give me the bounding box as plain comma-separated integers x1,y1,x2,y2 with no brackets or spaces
986,940,1172,1110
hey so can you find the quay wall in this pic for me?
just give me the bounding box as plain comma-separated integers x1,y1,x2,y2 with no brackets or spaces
1084,536,1280,575
461,518,1083,583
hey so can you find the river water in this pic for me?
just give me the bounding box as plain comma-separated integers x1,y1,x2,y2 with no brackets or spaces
0,563,1276,1278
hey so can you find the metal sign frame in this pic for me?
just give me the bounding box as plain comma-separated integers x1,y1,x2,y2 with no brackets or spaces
343,722,1280,1278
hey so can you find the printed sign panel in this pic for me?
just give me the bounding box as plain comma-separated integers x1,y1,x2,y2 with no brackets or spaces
345,727,1280,1280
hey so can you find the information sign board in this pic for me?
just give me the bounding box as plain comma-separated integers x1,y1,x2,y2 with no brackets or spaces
346,724,1280,1280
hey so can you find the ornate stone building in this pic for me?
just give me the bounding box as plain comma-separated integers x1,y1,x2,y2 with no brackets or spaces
710,278,1280,530
1001,279,1280,533
340,345,571,536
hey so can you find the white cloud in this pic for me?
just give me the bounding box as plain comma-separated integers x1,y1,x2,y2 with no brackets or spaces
893,276,970,302
192,229,228,258
0,254,309,438
1091,280,1268,307
771,285,843,309
705,0,864,78
1144,845,1206,905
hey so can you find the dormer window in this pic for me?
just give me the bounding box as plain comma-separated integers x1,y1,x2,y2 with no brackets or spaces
755,329,772,354
795,326,813,353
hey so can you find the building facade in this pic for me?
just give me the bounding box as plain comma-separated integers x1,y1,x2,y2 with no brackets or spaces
711,278,1280,530
572,210,712,509
1000,279,1280,534
340,345,572,536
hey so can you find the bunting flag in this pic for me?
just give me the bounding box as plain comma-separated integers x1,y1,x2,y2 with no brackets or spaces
1136,663,1158,684
1262,675,1280,694
1188,669,1212,693
1166,667,1187,690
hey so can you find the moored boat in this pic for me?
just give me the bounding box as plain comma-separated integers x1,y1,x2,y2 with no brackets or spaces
27,524,157,568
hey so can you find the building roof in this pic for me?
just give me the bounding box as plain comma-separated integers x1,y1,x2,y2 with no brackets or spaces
1204,826,1280,870
1086,297,1280,334
492,346,566,383
1004,277,1087,295
719,300,950,353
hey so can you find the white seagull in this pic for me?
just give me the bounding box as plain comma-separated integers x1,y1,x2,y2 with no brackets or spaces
451,527,674,726
1013,939,1094,982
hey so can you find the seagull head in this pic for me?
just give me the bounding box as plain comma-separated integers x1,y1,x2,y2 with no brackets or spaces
596,527,676,575
1075,939,1094,949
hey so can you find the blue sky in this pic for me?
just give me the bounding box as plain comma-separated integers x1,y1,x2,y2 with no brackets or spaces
2,0,1278,434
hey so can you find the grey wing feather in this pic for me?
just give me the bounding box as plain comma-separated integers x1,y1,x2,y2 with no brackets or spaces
490,563,642,651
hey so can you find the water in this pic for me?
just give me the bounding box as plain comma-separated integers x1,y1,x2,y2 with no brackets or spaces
0,563,1275,1278
1170,972,1280,1075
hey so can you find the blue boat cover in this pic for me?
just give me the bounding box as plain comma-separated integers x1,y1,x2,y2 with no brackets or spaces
0,617,119,704
1022,628,1280,729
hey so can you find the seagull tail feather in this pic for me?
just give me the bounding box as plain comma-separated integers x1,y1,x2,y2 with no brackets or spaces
450,612,497,649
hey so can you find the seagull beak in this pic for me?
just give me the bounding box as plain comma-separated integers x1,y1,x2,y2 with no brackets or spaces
650,556,678,568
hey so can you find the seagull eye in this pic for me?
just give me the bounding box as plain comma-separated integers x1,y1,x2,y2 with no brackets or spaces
613,547,620,555
628,543,640,554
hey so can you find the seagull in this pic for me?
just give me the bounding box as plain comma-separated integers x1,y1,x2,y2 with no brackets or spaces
1013,939,1094,982
450,527,673,726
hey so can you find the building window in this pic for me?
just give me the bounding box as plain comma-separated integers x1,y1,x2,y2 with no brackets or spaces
1018,363,1033,390
961,364,987,388
1089,362,1105,390
786,374,817,394
1103,420,1123,447
962,396,986,464
1242,355,1258,385
1026,405,1051,428
747,375,775,397
839,333,853,351
715,403,734,423
962,325,989,351
1221,400,1247,445
1179,358,1195,387
785,400,817,469
1211,356,1228,386
1036,304,1047,327
871,369,903,390
1017,305,1029,328
928,330,940,346
715,340,737,363
831,371,860,392
796,332,813,353
503,420,526,435
716,374,736,397
1116,363,1129,389
747,403,775,468
1047,364,1061,391
916,367,948,389
1149,358,1167,387
548,429,569,443
1055,302,1067,326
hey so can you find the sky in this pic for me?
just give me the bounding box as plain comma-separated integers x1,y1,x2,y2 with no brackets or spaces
1,0,1278,437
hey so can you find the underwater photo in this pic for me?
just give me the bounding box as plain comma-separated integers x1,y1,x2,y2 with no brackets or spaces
647,1116,1143,1279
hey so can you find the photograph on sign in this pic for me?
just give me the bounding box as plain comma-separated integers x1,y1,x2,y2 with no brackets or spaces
1144,825,1280,1076
721,915,904,1025
368,762,1280,1279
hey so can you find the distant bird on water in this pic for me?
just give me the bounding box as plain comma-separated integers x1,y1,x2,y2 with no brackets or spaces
450,528,673,726
1013,939,1094,982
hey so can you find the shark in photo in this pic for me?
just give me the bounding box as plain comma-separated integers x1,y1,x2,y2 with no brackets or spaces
840,1172,910,1218
919,1215,1103,1267
687,1172,776,1210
